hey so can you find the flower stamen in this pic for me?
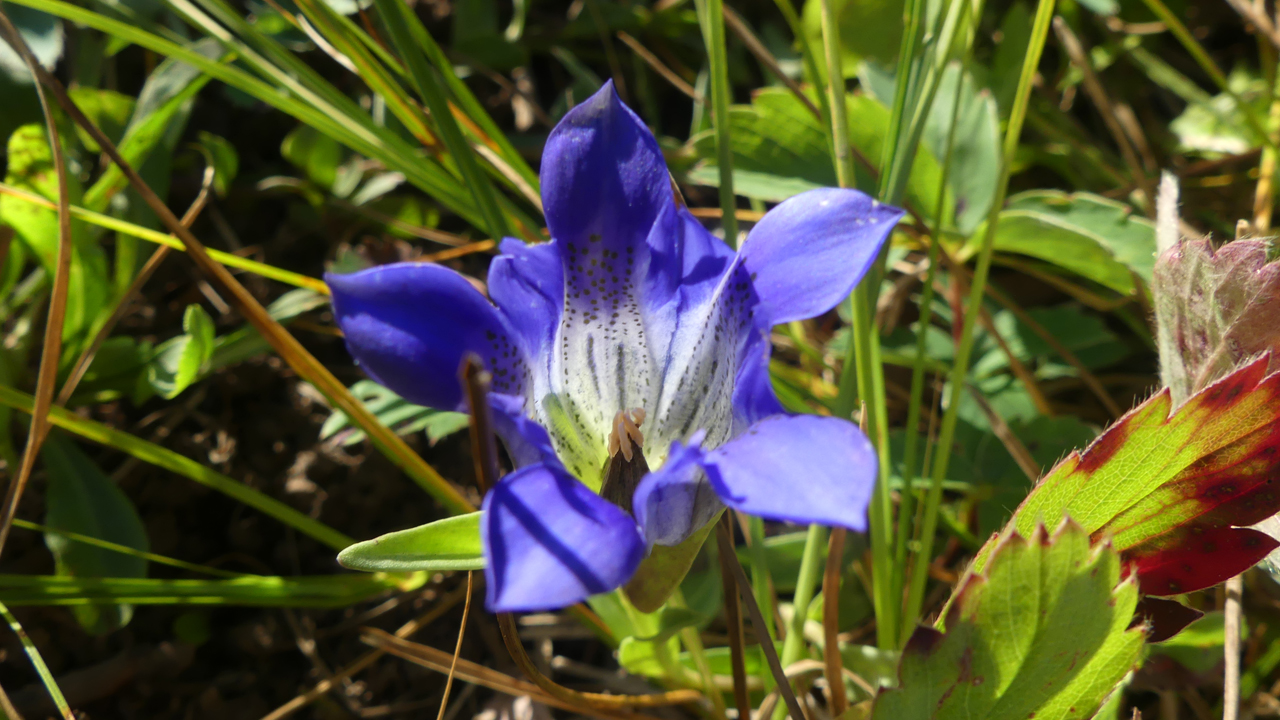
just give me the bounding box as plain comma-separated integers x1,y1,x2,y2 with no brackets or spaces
601,408,649,516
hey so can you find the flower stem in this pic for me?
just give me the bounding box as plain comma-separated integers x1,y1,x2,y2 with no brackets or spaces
899,0,1058,644
696,0,739,246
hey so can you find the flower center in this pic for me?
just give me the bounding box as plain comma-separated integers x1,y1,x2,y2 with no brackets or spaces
599,408,649,516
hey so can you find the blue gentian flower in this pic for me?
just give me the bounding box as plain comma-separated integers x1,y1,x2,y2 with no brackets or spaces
327,83,903,612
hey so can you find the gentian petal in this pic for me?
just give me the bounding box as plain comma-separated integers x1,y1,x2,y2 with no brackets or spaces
731,325,785,430
632,431,725,546
702,414,876,531
739,188,904,325
540,80,670,267
541,82,673,453
327,263,526,410
488,393,562,470
488,238,563,384
482,463,646,612
649,262,762,453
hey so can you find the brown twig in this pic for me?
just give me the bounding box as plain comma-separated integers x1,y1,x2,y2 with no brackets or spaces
362,628,660,720
260,584,471,720
715,514,751,720
978,277,1124,417
461,355,500,494
1225,574,1243,720
822,528,848,716
966,388,1041,483
494,613,702,709
436,572,474,720
722,6,820,119
0,7,76,575
617,32,702,102
1052,18,1156,214
714,520,807,720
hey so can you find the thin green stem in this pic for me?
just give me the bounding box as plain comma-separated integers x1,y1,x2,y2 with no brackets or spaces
900,0,1057,643
770,0,832,127
373,0,511,239
820,0,897,650
773,523,827,720
0,385,353,551
879,0,927,198
819,0,853,187
894,1,973,649
746,514,777,645
698,0,739,246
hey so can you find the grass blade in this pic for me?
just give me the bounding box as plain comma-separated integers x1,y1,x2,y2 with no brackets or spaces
0,599,73,719
695,0,738,246
372,0,511,239
27,64,476,514
0,182,328,293
0,573,421,607
0,384,354,550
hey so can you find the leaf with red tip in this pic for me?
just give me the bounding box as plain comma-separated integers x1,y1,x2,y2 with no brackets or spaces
972,357,1280,596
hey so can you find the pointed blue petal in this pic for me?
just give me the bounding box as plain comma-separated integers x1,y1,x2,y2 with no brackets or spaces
482,464,646,612
703,415,876,531
488,238,563,370
632,432,725,547
489,393,562,470
740,188,904,325
327,263,527,410
540,81,671,261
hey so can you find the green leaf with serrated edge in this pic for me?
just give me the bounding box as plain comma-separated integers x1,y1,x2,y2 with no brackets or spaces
872,521,1143,720
42,432,149,634
338,513,482,572
970,358,1280,597
970,190,1156,295
147,304,215,399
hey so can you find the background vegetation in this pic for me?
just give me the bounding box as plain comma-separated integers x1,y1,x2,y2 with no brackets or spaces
0,0,1275,716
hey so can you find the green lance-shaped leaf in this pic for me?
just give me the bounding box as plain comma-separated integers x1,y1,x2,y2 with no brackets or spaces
976,356,1280,597
872,520,1144,720
338,513,483,572
42,432,149,634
